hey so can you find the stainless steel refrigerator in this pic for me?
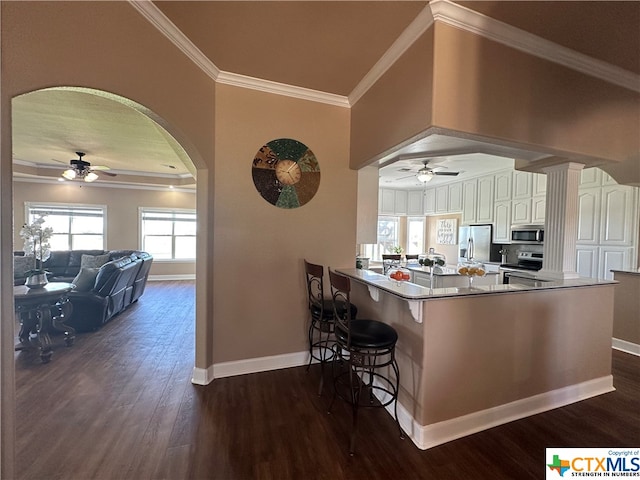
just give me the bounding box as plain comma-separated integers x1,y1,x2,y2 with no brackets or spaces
458,224,493,262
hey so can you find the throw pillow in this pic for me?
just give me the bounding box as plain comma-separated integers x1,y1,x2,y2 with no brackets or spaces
72,267,100,292
13,255,36,278
81,253,110,269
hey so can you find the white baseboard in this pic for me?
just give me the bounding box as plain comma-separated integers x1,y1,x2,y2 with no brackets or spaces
191,365,215,385
612,338,640,356
212,351,310,379
148,274,195,281
383,375,614,450
195,352,614,451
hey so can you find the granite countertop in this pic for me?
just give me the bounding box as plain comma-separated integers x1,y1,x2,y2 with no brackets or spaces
406,264,499,276
338,268,616,301
611,269,640,276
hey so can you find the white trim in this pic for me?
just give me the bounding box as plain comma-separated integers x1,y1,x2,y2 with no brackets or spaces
429,0,640,93
191,365,215,386
216,71,349,108
128,0,220,80
349,5,434,105
612,338,640,356
388,375,614,450
148,274,195,281
13,176,195,193
212,351,309,379
128,0,348,108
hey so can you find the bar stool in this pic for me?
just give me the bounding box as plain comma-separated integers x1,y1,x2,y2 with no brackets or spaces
327,269,404,455
382,254,402,274
304,260,357,395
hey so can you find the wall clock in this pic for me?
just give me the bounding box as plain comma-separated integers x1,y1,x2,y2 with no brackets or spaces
252,138,321,209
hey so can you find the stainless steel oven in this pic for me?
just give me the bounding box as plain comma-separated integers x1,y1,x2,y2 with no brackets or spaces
510,225,544,244
500,251,544,285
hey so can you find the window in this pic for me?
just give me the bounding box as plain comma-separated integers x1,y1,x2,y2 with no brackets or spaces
140,208,196,260
361,216,400,262
407,217,425,254
25,203,106,250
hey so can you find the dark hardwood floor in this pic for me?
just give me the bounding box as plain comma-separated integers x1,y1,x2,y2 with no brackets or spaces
15,281,639,480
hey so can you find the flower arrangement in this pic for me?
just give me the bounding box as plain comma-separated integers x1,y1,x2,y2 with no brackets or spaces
391,245,404,254
19,215,53,274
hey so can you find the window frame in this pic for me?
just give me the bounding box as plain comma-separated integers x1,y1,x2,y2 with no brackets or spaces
139,207,197,262
24,201,107,251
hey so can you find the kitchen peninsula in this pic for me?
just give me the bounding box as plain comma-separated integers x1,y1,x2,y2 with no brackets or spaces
336,268,617,450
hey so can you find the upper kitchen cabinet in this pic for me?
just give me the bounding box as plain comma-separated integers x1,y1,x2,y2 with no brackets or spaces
407,190,424,216
494,171,512,202
599,185,637,246
533,174,547,196
580,168,602,188
424,188,436,215
493,201,511,243
461,179,478,224
435,185,450,214
512,171,533,199
378,188,408,215
448,183,463,213
476,176,495,223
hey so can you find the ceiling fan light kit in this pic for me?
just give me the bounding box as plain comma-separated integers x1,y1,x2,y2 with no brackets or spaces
60,152,112,183
417,168,434,183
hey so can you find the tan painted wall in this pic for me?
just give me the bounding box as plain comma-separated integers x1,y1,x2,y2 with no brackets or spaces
12,181,196,277
1,3,215,475
213,83,354,363
350,29,435,169
432,23,640,165
351,21,640,170
612,271,640,345
350,281,614,426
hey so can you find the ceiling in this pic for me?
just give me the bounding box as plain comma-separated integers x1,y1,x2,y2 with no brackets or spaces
11,1,639,189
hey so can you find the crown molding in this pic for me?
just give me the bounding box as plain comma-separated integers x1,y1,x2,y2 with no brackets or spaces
429,0,640,93
128,0,348,107
349,4,435,106
13,176,196,193
216,71,350,108
128,0,220,80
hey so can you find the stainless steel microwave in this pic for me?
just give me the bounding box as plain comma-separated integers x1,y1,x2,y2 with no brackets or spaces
510,225,544,244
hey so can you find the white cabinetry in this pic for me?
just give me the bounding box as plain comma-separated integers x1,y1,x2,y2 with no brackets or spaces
511,198,532,225
448,183,463,213
531,196,546,224
424,188,435,214
577,188,601,244
379,188,395,215
512,171,533,199
576,246,599,278
461,180,477,224
493,201,511,243
476,176,495,223
494,171,512,202
378,188,409,215
407,190,424,216
435,186,449,213
580,168,601,188
394,190,408,215
599,247,633,280
599,185,635,245
533,173,547,196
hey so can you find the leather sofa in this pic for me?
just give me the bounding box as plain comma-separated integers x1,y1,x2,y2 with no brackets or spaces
38,249,153,332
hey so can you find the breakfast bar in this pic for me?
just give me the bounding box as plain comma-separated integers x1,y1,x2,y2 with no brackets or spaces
336,268,617,450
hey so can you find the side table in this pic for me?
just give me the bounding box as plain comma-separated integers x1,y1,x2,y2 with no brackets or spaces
14,282,76,363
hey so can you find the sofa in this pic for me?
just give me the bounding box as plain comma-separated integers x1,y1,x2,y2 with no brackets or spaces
14,249,153,332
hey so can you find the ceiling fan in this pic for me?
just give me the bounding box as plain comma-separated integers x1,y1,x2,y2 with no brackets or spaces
397,160,460,183
61,152,116,182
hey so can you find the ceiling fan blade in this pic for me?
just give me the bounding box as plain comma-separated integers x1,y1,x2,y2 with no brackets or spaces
89,165,111,171
394,173,418,180
433,171,459,176
100,171,117,177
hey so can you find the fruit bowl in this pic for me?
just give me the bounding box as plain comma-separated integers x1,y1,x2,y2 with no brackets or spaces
388,267,411,285
457,261,486,287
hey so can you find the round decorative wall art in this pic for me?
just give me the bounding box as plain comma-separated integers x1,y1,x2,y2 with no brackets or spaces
251,138,321,209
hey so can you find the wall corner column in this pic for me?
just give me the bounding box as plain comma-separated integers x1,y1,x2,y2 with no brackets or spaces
539,162,584,280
